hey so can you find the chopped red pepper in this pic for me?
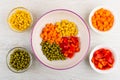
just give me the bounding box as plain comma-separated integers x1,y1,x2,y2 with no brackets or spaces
60,36,80,58
92,48,114,70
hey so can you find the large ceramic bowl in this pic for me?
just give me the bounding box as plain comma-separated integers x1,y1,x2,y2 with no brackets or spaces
31,9,90,70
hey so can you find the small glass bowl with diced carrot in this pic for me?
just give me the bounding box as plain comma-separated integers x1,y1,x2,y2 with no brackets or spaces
89,6,115,34
89,45,118,74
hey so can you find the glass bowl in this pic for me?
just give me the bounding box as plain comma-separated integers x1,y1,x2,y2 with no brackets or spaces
6,47,32,73
7,7,33,32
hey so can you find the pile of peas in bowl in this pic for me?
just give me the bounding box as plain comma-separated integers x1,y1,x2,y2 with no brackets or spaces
6,47,32,73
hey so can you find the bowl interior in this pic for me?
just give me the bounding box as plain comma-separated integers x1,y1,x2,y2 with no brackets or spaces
89,45,118,73
32,9,90,70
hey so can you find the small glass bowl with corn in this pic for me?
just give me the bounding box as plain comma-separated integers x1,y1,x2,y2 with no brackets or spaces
7,7,33,32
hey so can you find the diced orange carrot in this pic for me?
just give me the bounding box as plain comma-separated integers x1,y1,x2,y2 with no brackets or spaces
40,23,62,44
91,8,114,32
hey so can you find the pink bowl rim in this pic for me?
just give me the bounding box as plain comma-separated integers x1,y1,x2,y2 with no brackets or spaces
31,9,91,70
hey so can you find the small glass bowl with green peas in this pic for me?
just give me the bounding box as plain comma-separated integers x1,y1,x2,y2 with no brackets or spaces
6,47,32,73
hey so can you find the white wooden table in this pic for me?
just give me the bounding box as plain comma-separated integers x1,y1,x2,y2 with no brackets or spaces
0,0,120,80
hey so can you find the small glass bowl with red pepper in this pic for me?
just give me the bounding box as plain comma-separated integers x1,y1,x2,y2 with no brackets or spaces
89,45,118,74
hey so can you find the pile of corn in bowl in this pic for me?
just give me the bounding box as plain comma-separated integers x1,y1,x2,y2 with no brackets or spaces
7,7,33,32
